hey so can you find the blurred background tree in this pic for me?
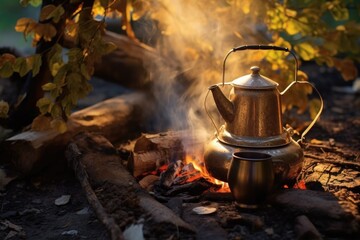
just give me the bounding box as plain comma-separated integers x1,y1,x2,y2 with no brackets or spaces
0,0,359,133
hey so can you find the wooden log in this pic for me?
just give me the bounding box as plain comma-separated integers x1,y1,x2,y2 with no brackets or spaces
66,131,196,234
94,31,177,90
128,130,205,177
0,92,152,175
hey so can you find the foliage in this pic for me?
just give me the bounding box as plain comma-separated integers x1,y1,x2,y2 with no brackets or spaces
0,0,359,131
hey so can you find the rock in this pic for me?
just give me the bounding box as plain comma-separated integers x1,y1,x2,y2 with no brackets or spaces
61,230,78,236
76,207,90,215
54,195,71,206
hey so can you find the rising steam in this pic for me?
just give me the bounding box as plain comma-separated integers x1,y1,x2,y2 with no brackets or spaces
142,0,268,141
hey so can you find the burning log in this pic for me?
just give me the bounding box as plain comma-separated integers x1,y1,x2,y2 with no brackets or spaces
128,130,204,177
0,92,152,175
65,132,195,235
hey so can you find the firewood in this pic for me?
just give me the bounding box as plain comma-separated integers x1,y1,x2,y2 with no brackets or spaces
65,132,196,233
129,150,179,178
128,130,205,177
159,160,183,188
0,92,152,175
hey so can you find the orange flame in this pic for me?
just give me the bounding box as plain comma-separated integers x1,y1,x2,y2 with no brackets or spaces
184,155,230,192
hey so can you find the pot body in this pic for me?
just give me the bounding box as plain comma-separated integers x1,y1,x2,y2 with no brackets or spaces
204,137,304,187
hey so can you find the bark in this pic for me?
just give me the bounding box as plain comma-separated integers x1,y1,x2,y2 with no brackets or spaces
128,130,205,177
0,92,152,175
66,131,195,233
66,143,124,240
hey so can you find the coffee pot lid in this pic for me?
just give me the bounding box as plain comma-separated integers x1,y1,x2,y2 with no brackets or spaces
232,66,278,89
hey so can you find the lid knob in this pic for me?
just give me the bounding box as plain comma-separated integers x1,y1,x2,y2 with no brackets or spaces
250,66,260,75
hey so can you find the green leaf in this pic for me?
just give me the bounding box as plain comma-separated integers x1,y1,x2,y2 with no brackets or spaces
32,54,42,76
29,0,42,7
80,63,91,80
48,44,64,76
20,0,42,7
42,83,57,91
50,104,63,118
67,48,83,62
329,4,349,21
13,57,32,77
40,5,65,23
0,61,14,78
36,97,53,114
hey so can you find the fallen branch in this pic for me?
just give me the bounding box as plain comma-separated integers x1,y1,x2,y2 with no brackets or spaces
66,143,124,240
65,132,196,235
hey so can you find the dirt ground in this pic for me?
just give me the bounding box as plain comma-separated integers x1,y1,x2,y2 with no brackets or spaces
1,78,359,239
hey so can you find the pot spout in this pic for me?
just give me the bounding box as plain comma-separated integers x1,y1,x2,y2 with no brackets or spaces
209,84,234,123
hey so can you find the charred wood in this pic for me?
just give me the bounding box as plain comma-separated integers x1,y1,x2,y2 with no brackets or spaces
128,130,204,177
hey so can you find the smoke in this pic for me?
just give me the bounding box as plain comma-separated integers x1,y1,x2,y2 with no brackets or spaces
142,0,266,141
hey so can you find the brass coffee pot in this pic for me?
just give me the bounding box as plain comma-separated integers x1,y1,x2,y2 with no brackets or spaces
204,45,323,186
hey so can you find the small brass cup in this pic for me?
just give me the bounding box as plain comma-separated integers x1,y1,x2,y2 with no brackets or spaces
227,151,274,208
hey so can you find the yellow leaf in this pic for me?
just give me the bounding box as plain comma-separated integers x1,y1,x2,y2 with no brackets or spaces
309,99,321,120
34,23,57,42
285,20,300,35
29,0,42,7
285,9,297,18
36,97,53,114
0,100,9,118
51,119,67,133
294,42,317,61
297,70,308,82
42,83,57,91
31,115,52,131
132,0,151,21
15,18,36,33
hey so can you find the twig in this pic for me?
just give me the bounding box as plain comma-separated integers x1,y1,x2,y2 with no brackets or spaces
66,143,124,240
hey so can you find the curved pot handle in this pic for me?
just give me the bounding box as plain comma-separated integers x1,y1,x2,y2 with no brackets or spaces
222,44,299,86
